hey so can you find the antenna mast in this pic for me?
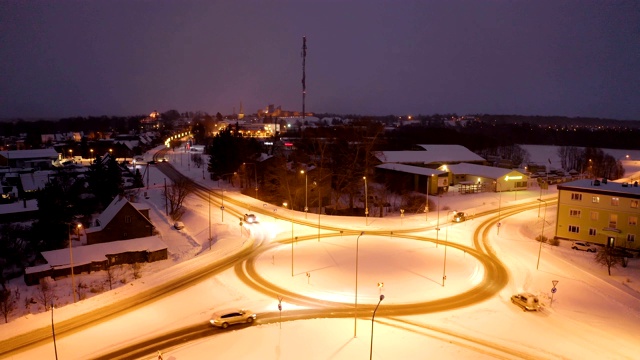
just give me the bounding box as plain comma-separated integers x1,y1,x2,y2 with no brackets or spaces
302,36,307,120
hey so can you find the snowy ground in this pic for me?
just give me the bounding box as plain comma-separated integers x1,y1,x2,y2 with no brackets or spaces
1,144,640,359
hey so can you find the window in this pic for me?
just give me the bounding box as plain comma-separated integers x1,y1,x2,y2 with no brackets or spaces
631,200,639,209
628,234,636,242
592,196,600,203
125,216,132,224
568,225,580,233
611,197,619,206
589,228,597,236
569,209,581,217
571,193,582,201
609,214,618,229
630,216,638,226
590,211,599,221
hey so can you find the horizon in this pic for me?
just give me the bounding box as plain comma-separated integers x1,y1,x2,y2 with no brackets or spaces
1,1,638,121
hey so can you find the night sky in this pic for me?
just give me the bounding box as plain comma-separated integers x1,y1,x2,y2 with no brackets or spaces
1,1,638,120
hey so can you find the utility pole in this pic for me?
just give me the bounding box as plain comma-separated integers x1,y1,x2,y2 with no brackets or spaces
302,36,307,120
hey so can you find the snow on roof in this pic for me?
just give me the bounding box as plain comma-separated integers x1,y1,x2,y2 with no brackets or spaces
85,196,150,234
26,236,167,273
113,140,139,150
376,163,445,176
445,163,524,180
20,170,54,191
376,145,485,164
558,179,640,196
0,148,59,160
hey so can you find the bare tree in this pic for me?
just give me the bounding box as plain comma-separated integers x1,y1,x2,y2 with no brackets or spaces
0,287,20,323
163,178,194,220
105,264,119,290
594,247,623,275
33,279,56,310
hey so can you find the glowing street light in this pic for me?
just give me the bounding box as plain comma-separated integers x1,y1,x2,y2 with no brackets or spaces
69,223,81,302
363,176,368,225
301,170,308,218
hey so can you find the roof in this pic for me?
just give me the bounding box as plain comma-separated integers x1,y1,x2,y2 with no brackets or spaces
25,236,167,273
376,163,445,176
376,145,485,164
558,179,640,197
444,163,523,180
20,170,55,191
85,196,151,234
0,148,59,160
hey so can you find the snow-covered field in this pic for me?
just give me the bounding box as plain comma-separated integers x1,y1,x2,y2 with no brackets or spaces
1,144,639,359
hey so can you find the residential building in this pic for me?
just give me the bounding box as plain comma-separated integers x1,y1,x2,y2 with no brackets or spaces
556,179,640,250
85,195,154,245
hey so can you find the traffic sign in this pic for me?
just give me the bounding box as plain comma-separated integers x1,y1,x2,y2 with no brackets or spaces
551,287,557,293
552,280,559,287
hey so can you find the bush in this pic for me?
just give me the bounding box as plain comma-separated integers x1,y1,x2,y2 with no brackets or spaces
547,237,559,246
535,235,548,243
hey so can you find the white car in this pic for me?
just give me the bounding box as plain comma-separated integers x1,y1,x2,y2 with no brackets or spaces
510,292,540,311
571,241,597,252
243,214,258,224
174,221,185,230
209,309,256,329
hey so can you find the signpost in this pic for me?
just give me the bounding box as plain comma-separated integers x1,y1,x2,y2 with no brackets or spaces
551,280,559,307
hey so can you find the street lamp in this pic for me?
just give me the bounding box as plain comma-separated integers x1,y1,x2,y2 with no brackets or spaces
435,195,441,248
313,180,321,241
370,294,385,360
243,162,258,199
443,211,456,286
69,223,81,303
68,149,73,159
425,175,430,221
90,149,93,162
363,176,369,225
301,170,308,218
51,301,58,360
354,231,364,337
537,199,548,270
496,181,503,235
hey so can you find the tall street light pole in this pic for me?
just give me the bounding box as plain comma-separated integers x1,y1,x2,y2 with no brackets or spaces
370,294,385,360
69,223,81,303
435,195,441,248
354,231,364,338
496,181,503,235
443,211,455,286
51,302,58,360
208,191,212,250
537,199,548,270
363,176,368,226
425,175,430,221
301,170,308,218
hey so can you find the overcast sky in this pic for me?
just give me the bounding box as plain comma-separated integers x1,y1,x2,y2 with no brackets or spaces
1,0,639,120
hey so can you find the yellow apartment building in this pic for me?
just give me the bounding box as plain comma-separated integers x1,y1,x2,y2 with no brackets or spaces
556,179,640,250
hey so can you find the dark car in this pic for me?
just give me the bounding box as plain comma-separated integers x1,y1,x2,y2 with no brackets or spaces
453,211,466,223
243,214,258,224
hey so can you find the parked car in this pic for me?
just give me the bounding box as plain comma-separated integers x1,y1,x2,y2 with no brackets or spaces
510,292,540,311
174,221,185,230
571,241,597,252
209,309,256,329
453,211,466,223
243,214,258,224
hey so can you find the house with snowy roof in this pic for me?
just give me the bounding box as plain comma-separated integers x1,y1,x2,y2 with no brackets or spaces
24,236,168,286
0,148,60,170
85,195,154,245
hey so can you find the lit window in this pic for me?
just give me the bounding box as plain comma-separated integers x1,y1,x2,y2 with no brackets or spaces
591,212,599,221
569,209,581,217
611,197,619,206
631,200,639,209
592,196,600,203
568,225,580,233
571,193,583,201
589,228,597,236
630,216,638,226
609,214,618,229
